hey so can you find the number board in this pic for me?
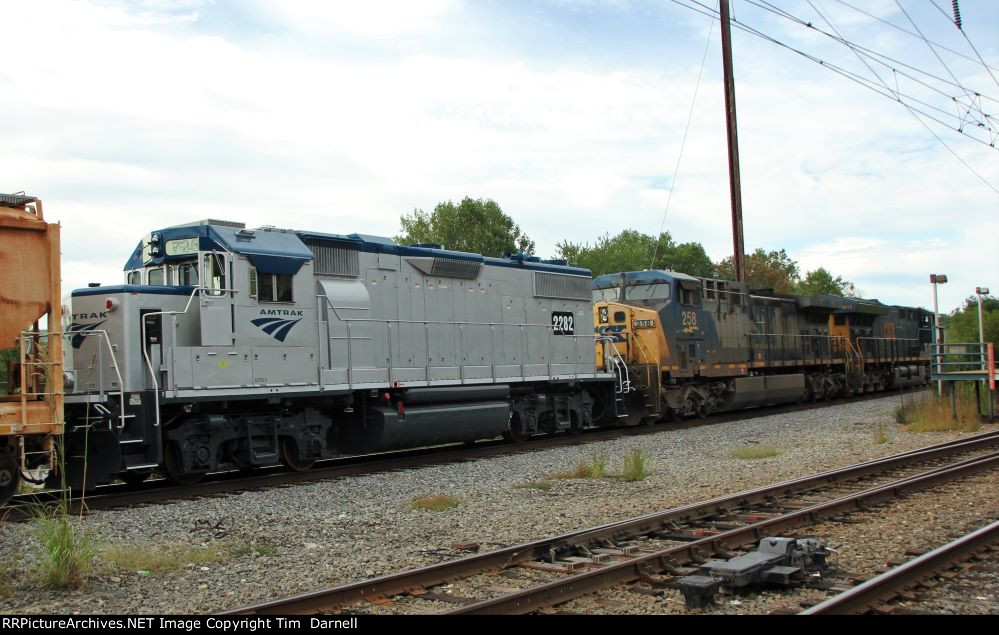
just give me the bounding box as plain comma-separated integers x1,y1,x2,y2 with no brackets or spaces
552,311,575,335
632,319,656,329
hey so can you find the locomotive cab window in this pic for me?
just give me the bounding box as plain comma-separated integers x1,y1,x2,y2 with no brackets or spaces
623,283,670,303
177,262,199,286
593,287,621,302
147,268,165,286
250,266,294,303
679,283,700,306
202,252,227,296
127,270,141,285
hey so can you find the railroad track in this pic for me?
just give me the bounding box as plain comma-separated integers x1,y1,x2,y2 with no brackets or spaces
4,389,918,521
222,429,999,615
801,520,999,615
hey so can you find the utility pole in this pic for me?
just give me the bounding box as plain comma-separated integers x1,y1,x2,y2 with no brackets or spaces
719,0,746,283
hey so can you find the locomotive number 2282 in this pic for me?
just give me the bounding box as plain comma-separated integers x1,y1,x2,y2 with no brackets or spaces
552,311,575,335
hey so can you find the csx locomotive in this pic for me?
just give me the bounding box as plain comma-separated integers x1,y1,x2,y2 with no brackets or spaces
592,271,931,422
60,219,930,489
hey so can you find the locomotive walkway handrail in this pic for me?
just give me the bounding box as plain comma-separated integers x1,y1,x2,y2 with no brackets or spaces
749,332,848,364
65,329,127,430
142,285,240,428
855,336,921,363
317,293,601,390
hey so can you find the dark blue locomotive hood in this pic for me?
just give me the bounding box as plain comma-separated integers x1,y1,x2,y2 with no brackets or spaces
124,224,315,275
592,270,700,290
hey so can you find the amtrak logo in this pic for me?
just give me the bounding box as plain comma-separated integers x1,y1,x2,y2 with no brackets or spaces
67,321,106,349
251,317,302,342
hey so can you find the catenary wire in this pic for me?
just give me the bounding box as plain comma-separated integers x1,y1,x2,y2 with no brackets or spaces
650,14,716,270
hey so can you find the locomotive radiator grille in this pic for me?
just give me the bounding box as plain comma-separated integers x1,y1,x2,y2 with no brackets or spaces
305,238,360,277
534,272,591,300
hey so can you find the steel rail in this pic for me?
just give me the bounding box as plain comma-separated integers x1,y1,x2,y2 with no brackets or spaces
801,520,999,615
446,451,999,614
221,432,999,616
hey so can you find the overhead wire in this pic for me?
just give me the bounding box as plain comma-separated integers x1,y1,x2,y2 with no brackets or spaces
927,0,999,91
750,0,998,108
809,0,999,195
669,0,997,149
666,0,998,193
650,13,716,270
832,0,999,74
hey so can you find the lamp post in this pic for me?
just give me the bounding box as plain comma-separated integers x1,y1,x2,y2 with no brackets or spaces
931,274,948,396
977,287,990,368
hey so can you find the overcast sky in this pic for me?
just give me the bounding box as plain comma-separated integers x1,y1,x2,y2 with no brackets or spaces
3,0,996,313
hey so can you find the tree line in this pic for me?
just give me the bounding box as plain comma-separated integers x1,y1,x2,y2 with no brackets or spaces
398,197,856,296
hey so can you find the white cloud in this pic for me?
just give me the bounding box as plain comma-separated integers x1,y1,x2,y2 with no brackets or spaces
1,0,996,312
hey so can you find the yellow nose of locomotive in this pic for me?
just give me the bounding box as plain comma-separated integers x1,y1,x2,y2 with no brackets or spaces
593,300,668,369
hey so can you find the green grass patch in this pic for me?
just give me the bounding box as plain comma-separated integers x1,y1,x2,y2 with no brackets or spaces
514,481,552,491
896,393,980,433
34,505,96,589
409,494,460,511
550,452,608,480
100,542,226,576
729,445,784,460
621,449,653,482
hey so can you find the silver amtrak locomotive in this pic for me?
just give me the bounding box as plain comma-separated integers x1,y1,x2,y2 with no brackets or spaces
62,220,615,487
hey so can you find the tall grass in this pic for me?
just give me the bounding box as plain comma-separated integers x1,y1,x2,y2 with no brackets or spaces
895,390,980,433
33,504,95,589
550,452,608,480
621,449,653,482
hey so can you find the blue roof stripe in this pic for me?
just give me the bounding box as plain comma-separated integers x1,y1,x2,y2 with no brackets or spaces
124,223,591,277
73,284,196,297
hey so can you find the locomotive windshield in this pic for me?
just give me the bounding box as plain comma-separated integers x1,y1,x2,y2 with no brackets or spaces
623,283,671,304
592,287,620,302
126,259,200,286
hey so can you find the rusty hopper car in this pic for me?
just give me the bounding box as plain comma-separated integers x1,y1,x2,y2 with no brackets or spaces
592,270,930,422
62,220,614,487
0,194,62,504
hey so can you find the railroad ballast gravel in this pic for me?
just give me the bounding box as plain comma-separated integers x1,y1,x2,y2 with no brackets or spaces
0,393,993,614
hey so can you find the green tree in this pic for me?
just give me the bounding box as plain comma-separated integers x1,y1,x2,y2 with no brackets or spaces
715,248,801,294
942,295,999,347
555,230,714,277
396,197,535,257
795,267,855,297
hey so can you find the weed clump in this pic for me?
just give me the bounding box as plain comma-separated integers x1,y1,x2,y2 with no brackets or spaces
34,505,95,589
621,449,653,482
897,393,980,433
514,481,552,491
550,452,608,480
729,445,783,460
409,494,460,511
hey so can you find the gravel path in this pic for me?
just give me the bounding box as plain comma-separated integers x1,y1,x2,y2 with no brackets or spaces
0,392,992,615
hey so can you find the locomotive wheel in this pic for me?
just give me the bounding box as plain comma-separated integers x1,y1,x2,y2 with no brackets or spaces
280,438,316,472
0,452,20,506
503,413,529,444
164,444,206,486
